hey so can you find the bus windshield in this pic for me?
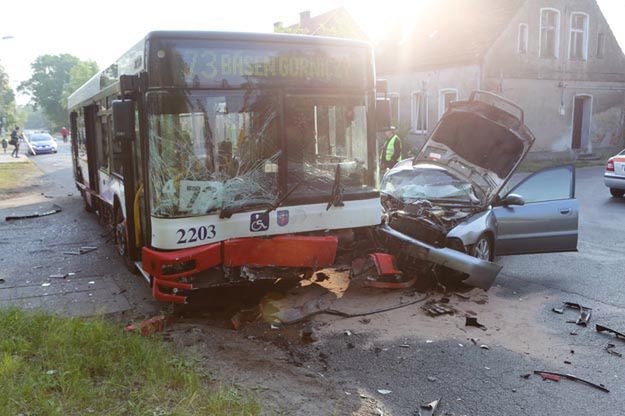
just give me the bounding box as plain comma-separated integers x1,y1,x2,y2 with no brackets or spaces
148,90,371,218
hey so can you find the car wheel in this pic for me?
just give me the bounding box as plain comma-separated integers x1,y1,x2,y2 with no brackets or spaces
610,188,625,198
471,234,493,261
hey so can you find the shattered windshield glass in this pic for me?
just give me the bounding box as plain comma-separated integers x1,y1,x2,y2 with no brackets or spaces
148,90,280,217
285,95,372,201
381,166,480,204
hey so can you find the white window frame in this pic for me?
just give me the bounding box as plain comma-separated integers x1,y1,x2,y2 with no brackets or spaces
438,88,458,120
411,91,428,134
539,7,561,59
517,23,529,54
568,12,589,61
388,92,400,125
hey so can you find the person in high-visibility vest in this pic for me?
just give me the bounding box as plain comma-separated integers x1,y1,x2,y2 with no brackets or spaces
380,127,402,171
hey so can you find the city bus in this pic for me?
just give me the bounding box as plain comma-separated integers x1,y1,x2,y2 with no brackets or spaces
68,31,386,304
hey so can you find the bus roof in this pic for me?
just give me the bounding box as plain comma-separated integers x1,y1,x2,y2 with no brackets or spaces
68,31,373,110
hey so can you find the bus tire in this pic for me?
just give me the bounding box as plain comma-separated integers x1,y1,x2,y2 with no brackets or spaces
114,207,137,274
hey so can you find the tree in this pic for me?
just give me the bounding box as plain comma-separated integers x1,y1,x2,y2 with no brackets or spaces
61,60,99,107
18,54,98,130
0,61,17,134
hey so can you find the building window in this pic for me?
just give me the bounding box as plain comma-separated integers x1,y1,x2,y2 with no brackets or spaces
438,89,458,119
518,23,528,54
569,12,589,60
411,91,428,134
388,93,400,126
597,33,605,58
539,8,560,58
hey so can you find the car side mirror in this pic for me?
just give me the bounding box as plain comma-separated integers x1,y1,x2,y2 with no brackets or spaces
500,193,525,207
112,100,135,141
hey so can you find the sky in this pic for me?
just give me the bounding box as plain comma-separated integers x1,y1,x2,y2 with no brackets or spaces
0,0,623,105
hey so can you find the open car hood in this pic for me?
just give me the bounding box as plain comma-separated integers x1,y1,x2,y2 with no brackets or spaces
412,91,535,205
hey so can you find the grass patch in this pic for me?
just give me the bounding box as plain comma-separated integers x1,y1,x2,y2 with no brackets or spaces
0,308,260,416
0,161,40,196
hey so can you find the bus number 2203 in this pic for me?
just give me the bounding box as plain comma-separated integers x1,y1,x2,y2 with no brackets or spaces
176,225,216,244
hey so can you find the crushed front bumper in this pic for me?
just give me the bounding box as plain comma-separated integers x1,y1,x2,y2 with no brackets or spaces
378,224,502,290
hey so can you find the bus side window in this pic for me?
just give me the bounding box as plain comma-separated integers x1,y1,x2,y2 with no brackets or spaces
96,113,111,171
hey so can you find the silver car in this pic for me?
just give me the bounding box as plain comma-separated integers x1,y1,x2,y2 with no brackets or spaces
379,91,579,289
604,149,625,198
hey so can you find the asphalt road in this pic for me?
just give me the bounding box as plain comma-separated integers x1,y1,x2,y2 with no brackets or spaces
0,143,158,318
305,165,625,416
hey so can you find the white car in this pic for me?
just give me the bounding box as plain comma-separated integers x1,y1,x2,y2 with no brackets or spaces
604,149,625,198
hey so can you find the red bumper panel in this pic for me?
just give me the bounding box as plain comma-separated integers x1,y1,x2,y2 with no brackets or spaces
369,253,403,276
223,236,338,268
143,236,338,303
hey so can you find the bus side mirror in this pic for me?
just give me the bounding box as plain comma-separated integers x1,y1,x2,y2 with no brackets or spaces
376,98,391,132
112,100,135,141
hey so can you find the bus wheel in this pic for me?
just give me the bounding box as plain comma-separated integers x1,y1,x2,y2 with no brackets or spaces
114,208,137,274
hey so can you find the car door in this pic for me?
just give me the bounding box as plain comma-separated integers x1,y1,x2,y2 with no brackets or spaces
493,165,578,255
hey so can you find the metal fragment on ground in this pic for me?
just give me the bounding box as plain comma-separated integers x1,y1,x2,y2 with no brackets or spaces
563,302,592,326
596,324,625,342
377,389,392,395
125,315,169,336
533,370,609,393
552,307,564,314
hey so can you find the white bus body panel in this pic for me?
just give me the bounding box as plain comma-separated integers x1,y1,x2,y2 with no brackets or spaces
150,198,381,250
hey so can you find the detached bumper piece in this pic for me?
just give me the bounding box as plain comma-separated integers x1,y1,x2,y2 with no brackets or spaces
378,224,502,290
353,253,418,289
142,235,338,303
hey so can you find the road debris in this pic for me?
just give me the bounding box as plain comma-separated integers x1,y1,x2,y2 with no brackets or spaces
125,315,169,336
533,370,609,393
563,302,592,326
49,274,67,279
596,324,625,342
480,344,489,350
552,307,564,314
605,343,622,357
80,246,98,254
465,316,487,330
5,204,62,221
344,330,353,336
564,360,572,365
419,398,440,416
520,373,531,379
377,389,392,395
427,376,437,382
41,282,51,287
300,324,318,344
0,279,5,284
422,302,456,317
63,251,81,256
455,292,470,300
231,307,261,330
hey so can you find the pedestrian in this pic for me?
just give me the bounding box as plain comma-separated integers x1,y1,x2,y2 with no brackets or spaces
10,126,20,158
1,136,7,153
380,127,402,171
60,126,69,143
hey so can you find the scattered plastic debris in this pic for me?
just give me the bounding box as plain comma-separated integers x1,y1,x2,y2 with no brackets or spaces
125,315,169,336
552,307,564,314
455,292,470,300
49,274,67,279
5,204,62,221
427,376,437,382
46,370,56,375
422,302,456,317
419,399,440,416
344,330,353,336
377,389,392,395
533,370,609,393
520,373,531,379
80,246,98,254
465,316,487,330
605,343,622,357
564,360,572,365
41,282,51,287
399,344,410,348
596,324,625,342
480,344,489,350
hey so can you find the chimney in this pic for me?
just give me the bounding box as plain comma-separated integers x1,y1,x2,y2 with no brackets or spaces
300,11,311,24
273,21,283,32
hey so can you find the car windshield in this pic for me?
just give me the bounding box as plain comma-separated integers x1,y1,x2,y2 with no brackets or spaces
30,134,53,142
381,165,480,204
